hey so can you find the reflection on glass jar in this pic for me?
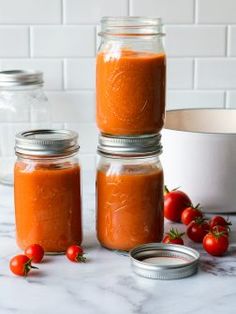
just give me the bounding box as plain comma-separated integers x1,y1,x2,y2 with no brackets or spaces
0,70,51,185
96,134,164,251
14,130,82,254
96,17,166,135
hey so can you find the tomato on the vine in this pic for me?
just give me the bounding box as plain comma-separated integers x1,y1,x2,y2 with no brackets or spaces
181,204,203,225
162,228,185,245
203,230,229,256
25,244,44,263
66,245,86,263
9,255,38,276
164,186,192,222
187,217,210,243
209,216,231,229
211,225,229,236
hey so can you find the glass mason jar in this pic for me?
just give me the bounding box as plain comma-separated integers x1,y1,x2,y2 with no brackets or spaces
96,134,164,251
96,17,166,136
0,70,51,185
14,130,82,254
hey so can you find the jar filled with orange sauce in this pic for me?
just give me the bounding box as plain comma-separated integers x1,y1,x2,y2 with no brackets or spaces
14,129,82,254
96,134,164,251
96,17,166,135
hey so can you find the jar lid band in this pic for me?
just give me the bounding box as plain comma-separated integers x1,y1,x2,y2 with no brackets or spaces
15,129,79,157
0,70,43,87
98,133,162,156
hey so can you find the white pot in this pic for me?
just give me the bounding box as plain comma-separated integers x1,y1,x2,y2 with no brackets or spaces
161,109,236,213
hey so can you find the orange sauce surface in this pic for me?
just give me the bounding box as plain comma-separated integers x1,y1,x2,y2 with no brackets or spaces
96,50,166,135
96,165,164,251
14,162,82,253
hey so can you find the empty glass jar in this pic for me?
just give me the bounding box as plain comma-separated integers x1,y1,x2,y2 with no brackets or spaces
0,70,51,185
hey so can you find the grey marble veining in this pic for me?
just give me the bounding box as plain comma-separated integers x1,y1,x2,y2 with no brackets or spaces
0,177,236,314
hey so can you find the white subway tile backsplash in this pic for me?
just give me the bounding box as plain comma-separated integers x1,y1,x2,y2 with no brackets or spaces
196,59,236,89
47,91,95,122
1,59,63,90
0,27,28,57
167,90,225,110
80,154,96,172
64,122,98,154
197,0,236,24
0,0,61,24
65,0,128,24
228,26,236,56
167,58,193,89
130,0,194,24
32,26,95,57
226,92,236,108
0,0,235,159
165,26,226,57
65,59,95,89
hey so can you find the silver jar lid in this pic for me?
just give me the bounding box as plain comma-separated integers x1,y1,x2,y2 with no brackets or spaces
0,70,43,87
130,243,200,280
98,134,162,156
15,129,79,157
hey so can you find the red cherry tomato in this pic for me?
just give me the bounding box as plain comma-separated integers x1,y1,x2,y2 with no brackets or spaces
181,204,203,225
164,186,192,222
203,231,229,256
25,244,44,263
209,216,231,229
162,228,185,245
9,255,38,276
66,245,86,263
187,218,210,243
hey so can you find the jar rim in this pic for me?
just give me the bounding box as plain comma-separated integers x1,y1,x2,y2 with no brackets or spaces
15,129,79,157
99,16,164,37
97,133,162,157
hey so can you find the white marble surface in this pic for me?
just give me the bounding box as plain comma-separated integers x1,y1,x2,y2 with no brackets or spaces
1,174,236,314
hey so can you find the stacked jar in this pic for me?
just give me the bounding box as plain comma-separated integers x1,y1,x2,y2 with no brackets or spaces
96,17,166,251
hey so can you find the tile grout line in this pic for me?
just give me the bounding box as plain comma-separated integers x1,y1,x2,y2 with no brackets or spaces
61,0,65,24
29,26,33,58
62,59,66,90
226,25,229,56
193,58,197,90
128,0,131,16
194,0,198,24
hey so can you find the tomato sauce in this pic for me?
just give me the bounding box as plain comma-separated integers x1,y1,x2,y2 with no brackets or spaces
96,50,166,135
14,162,82,253
96,165,164,251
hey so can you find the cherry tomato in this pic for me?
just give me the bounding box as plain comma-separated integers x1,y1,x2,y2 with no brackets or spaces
209,216,231,229
181,204,203,225
164,186,192,222
203,230,229,256
9,255,38,276
187,218,210,243
66,245,86,263
162,228,185,245
25,244,44,263
211,225,229,236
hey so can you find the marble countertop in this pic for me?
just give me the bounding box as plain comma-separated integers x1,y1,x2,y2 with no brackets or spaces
1,177,236,314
